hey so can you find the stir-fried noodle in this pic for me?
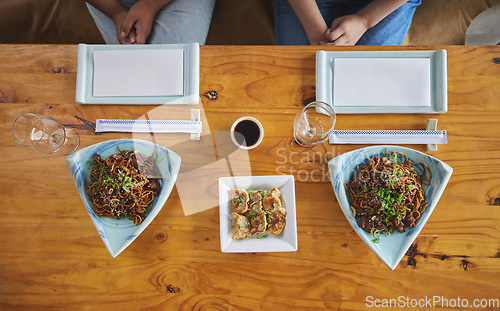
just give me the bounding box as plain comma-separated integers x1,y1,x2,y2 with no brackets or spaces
87,148,161,225
345,151,431,241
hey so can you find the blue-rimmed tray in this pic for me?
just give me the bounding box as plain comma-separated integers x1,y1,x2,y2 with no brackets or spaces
316,50,447,114
75,43,199,105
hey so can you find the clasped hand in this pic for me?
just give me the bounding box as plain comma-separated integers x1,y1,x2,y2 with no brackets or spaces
319,14,369,45
113,1,157,44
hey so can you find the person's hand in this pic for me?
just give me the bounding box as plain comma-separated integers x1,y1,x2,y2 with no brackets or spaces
111,9,136,44
119,1,157,44
322,14,370,45
308,30,330,46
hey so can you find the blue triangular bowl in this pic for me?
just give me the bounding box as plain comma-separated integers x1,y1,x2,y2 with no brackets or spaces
328,146,452,269
66,139,181,257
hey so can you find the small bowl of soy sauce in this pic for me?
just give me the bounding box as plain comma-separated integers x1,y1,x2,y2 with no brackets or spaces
230,116,264,150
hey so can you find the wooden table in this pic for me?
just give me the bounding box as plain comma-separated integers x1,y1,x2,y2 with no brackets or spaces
0,45,499,310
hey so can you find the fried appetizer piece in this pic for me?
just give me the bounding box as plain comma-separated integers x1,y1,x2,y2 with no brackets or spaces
248,209,267,235
231,212,251,240
266,213,286,235
248,190,263,209
263,188,286,216
247,190,266,235
231,189,249,214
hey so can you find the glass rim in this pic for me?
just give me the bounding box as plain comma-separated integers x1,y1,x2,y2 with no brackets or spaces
301,101,336,118
12,113,66,154
296,101,336,137
12,113,45,147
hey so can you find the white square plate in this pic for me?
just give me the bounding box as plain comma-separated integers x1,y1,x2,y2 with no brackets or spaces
219,175,297,253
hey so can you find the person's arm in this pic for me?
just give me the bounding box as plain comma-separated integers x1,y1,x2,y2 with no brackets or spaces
286,0,329,45
121,0,173,44
324,0,408,45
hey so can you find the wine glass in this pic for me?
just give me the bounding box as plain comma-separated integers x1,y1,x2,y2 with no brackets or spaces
293,101,336,147
12,113,80,155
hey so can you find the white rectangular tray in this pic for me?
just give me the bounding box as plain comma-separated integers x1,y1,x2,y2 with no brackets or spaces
316,50,447,114
75,43,199,105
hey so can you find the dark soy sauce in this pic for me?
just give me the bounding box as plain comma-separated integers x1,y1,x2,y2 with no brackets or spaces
234,120,260,146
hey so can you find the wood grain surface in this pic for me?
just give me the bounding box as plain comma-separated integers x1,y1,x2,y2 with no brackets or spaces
0,44,499,310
